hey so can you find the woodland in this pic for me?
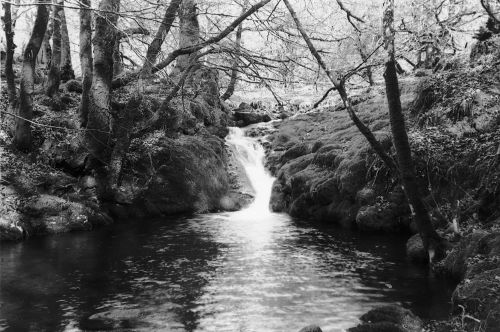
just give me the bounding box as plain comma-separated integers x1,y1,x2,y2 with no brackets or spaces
1,0,500,331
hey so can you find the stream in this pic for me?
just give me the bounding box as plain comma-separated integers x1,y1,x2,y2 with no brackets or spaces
0,126,454,332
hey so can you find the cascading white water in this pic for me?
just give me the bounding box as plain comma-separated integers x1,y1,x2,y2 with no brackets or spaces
226,127,275,214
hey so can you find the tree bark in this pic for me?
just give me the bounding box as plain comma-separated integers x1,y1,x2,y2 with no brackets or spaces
174,0,200,74
85,0,120,167
283,0,397,172
112,40,122,77
3,2,17,107
14,1,50,151
383,0,444,260
141,0,182,75
221,5,245,101
60,6,75,81
45,0,63,98
79,0,93,127
37,4,53,69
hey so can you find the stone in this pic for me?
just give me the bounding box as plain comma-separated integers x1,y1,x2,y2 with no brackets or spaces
443,230,489,280
452,268,500,331
65,79,83,93
406,234,428,263
356,204,402,232
120,134,232,217
298,325,323,332
349,305,423,332
233,110,271,127
280,143,311,164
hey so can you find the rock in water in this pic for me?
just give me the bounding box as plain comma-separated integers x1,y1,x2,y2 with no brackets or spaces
349,305,423,332
233,110,271,127
406,234,428,263
298,325,323,332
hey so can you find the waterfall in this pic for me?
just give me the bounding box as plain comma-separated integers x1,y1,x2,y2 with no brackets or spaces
226,127,275,214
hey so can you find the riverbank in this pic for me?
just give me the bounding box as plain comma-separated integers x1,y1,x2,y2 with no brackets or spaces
264,39,500,331
0,66,253,241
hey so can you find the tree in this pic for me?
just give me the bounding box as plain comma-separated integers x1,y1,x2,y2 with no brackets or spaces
79,0,93,127
60,5,75,81
221,3,245,101
174,0,201,74
382,0,444,261
141,0,182,75
85,0,120,194
112,0,272,89
14,0,50,151
45,0,63,98
282,0,397,172
2,2,17,110
37,4,52,69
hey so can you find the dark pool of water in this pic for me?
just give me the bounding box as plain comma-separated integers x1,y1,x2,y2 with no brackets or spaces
0,211,455,332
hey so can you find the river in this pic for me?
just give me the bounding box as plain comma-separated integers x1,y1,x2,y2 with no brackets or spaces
0,127,454,332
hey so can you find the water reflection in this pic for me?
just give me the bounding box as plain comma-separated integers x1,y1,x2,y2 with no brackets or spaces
1,213,454,332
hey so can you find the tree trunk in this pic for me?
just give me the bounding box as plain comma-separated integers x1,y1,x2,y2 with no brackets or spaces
111,1,122,78
79,0,93,127
60,6,75,81
3,2,17,107
221,7,244,101
45,0,63,98
174,0,200,74
112,40,122,77
141,0,182,75
37,4,53,69
383,0,444,261
14,1,50,151
283,0,397,172
85,0,120,168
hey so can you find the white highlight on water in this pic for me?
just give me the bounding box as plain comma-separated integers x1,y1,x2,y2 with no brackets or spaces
226,127,275,215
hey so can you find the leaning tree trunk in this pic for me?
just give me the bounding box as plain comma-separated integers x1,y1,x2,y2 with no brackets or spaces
45,0,63,98
85,0,120,198
283,0,397,172
174,0,200,74
14,1,50,151
382,0,444,261
3,2,17,108
60,6,75,81
221,5,245,101
79,0,93,127
141,0,182,75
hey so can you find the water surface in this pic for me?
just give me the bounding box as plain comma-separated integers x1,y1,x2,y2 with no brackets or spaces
0,212,453,332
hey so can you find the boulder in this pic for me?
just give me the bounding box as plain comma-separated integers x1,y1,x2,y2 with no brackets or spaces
356,204,403,232
406,234,428,263
65,79,83,93
452,268,500,332
121,134,234,217
298,325,323,332
21,194,110,235
349,305,423,332
233,110,271,127
280,143,311,165
442,230,490,280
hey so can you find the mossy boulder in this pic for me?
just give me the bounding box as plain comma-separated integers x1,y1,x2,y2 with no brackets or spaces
452,268,500,332
119,133,237,217
349,305,423,332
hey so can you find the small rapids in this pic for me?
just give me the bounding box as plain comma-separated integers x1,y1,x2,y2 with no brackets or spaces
225,126,275,215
